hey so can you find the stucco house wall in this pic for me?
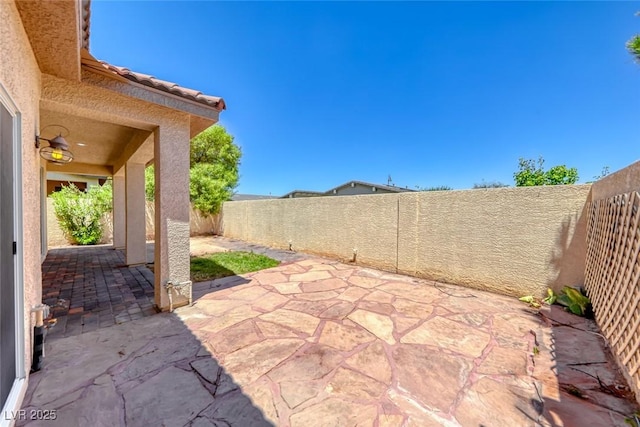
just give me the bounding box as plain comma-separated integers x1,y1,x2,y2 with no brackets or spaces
0,0,43,375
2,2,226,416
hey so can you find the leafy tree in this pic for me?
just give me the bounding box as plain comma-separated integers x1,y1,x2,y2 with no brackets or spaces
545,165,579,185
628,35,640,62
514,157,578,186
189,163,237,215
190,125,241,170
51,181,113,245
145,125,241,215
145,166,154,201
473,181,509,189
628,12,640,63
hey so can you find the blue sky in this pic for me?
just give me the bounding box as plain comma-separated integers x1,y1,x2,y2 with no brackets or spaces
91,1,640,195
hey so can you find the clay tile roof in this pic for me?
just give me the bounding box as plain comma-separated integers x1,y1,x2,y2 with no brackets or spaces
82,0,91,50
94,60,226,111
80,0,225,111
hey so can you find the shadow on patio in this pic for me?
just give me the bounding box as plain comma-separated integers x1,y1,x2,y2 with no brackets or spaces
21,239,639,426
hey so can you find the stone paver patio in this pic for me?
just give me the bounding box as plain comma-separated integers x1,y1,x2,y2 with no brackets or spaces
21,246,638,426
41,246,157,338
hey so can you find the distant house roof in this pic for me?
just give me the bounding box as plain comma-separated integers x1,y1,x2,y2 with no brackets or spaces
280,181,415,199
231,194,277,201
280,190,324,199
324,180,416,195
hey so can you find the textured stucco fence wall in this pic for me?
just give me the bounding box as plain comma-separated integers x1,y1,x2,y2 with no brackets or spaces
220,185,591,297
47,199,220,247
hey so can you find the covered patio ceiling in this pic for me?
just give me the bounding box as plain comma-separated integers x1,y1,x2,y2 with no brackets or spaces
40,109,146,172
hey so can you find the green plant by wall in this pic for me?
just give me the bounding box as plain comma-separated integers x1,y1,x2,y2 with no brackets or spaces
519,286,592,318
557,286,592,317
50,181,113,245
625,411,640,427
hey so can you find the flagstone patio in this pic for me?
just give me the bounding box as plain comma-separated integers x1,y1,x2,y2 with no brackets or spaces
19,250,638,426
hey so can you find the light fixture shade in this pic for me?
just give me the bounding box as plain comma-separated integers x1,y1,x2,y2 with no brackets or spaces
48,135,70,151
38,134,74,163
40,146,73,164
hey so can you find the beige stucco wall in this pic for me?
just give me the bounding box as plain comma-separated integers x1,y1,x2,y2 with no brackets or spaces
397,186,589,296
0,0,43,372
590,160,640,201
221,185,591,297
47,198,220,247
146,202,222,239
125,162,146,265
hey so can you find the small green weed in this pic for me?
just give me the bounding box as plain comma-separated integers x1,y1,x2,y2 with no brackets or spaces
625,412,640,427
519,287,592,318
556,286,592,317
518,295,541,308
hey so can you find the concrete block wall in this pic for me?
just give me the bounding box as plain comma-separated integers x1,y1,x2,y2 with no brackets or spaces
46,199,221,247
220,184,592,297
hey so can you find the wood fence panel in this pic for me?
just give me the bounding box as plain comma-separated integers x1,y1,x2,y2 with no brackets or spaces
585,191,640,398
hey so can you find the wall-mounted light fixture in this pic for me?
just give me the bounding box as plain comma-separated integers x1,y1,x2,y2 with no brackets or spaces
35,127,74,164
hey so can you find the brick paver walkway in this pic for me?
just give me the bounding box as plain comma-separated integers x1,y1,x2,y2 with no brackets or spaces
22,250,639,426
42,246,157,338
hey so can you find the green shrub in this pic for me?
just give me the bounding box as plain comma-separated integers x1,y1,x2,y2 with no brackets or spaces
50,181,113,245
145,166,155,201
519,287,592,318
557,286,592,318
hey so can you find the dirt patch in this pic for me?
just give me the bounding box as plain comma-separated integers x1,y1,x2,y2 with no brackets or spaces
190,236,229,257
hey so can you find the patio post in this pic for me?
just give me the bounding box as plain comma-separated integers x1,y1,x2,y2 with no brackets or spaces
153,120,191,311
112,174,125,250
125,161,147,265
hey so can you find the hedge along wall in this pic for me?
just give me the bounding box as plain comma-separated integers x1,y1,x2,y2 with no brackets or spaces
220,184,592,297
46,199,221,248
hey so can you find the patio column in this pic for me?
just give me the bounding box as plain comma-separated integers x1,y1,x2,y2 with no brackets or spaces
125,161,147,265
112,174,126,250
154,120,191,311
